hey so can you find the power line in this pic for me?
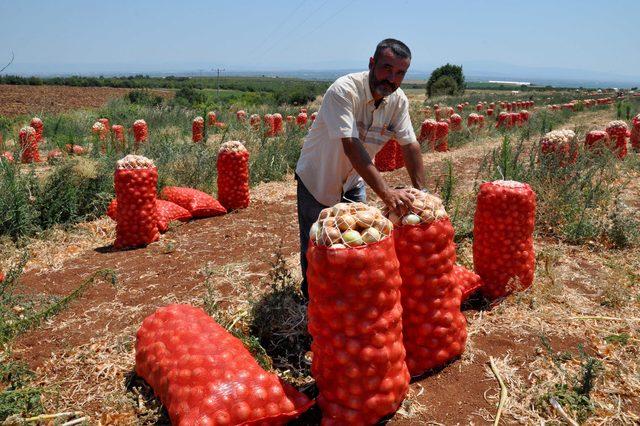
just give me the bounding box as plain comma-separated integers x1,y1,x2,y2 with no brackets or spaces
252,0,331,65
247,0,309,57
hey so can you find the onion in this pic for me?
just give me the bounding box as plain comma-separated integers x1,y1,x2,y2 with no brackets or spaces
388,212,401,225
310,222,320,242
402,214,421,225
342,230,363,247
354,210,375,228
336,214,356,232
321,226,341,246
318,208,332,221
361,227,381,244
329,243,346,249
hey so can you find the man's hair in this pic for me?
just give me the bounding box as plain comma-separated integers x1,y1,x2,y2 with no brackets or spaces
373,39,411,62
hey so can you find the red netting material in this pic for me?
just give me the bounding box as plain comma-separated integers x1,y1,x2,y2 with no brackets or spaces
449,114,462,131
474,180,536,300
114,158,159,249
374,140,396,172
631,114,640,151
30,117,43,143
207,111,217,126
273,113,283,135
605,120,629,159
161,187,227,218
452,264,483,302
217,141,250,211
394,219,465,375
133,119,148,145
19,126,39,163
434,122,449,152
192,117,204,143
107,199,192,233
263,114,276,137
111,125,125,144
393,140,404,169
306,236,409,425
135,304,314,425
585,130,610,154
418,119,437,146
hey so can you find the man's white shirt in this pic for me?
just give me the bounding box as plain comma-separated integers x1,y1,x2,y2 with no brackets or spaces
295,71,417,206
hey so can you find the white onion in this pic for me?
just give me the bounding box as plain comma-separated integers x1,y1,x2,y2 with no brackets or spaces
361,227,381,244
342,230,363,247
402,214,421,225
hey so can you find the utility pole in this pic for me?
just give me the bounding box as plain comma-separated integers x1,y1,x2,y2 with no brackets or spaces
214,67,225,102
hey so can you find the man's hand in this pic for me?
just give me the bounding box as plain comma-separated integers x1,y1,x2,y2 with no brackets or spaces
381,188,415,216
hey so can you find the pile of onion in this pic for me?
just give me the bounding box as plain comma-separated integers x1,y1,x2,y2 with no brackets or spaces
383,188,447,227
116,154,155,170
310,202,393,248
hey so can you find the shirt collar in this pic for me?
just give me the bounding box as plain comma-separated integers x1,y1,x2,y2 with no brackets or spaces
364,71,388,107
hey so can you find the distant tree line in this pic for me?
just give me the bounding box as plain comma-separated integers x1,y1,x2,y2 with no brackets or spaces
0,74,330,105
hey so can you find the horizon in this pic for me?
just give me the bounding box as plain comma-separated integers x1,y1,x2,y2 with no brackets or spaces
1,0,639,88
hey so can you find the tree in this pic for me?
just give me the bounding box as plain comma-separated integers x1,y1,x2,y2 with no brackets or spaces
430,76,458,96
426,63,465,97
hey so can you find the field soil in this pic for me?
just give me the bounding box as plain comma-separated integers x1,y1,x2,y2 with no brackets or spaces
5,107,640,424
0,84,173,117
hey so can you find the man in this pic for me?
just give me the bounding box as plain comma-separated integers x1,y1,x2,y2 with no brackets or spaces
295,38,427,298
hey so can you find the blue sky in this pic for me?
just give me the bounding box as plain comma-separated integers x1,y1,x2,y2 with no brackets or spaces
1,0,639,84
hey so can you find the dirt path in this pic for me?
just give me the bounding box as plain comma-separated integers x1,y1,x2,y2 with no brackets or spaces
9,107,636,425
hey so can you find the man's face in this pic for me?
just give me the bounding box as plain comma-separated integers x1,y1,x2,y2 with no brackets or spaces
369,48,411,98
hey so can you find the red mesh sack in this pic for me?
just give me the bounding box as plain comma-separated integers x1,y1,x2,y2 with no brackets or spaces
236,110,246,121
296,112,307,127
92,121,108,142
263,114,276,137
476,103,483,112
19,126,39,163
161,186,227,218
434,107,442,122
107,199,191,233
478,115,485,128
388,190,466,376
457,104,463,112
273,113,283,135
585,130,610,154
135,304,313,425
452,264,483,302
111,124,125,144
30,117,43,143
474,180,536,300
393,140,404,169
133,119,148,145
249,114,261,129
310,112,317,122
450,114,462,131
98,118,110,133
306,203,409,424
192,117,204,143
114,155,160,250
418,119,437,146
434,122,449,152
207,111,217,126
631,114,640,151
156,200,192,233
487,108,494,116
467,113,480,127
540,130,578,166
374,140,396,172
217,141,250,211
606,120,629,159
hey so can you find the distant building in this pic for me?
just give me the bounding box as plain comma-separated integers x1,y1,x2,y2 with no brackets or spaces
489,80,531,86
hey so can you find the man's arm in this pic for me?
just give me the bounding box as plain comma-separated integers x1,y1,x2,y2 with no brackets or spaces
341,137,413,214
401,142,427,190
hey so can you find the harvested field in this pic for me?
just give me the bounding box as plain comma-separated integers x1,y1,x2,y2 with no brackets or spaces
0,84,173,117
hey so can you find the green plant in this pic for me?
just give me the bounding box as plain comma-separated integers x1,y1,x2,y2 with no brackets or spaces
249,246,311,378
0,162,39,241
426,63,465,97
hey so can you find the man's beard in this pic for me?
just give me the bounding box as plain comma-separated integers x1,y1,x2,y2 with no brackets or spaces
370,73,398,98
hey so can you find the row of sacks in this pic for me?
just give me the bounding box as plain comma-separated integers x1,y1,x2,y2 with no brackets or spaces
135,181,535,424
108,141,250,250
540,118,640,164
191,110,318,141
305,182,534,423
